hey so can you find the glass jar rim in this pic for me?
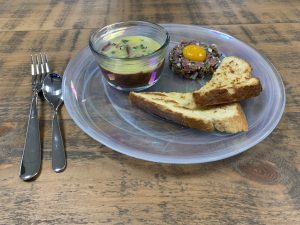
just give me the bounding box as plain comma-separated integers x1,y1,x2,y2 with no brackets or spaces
89,21,170,61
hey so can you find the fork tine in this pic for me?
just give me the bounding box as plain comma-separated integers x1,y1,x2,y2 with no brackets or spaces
35,54,41,84
35,54,40,75
44,51,48,62
44,52,50,73
31,55,35,75
31,55,36,86
40,52,45,81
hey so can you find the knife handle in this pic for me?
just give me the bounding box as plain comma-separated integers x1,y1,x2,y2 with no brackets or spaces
19,94,42,181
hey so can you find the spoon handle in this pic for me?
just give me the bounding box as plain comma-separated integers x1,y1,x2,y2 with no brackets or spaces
19,94,41,181
52,110,66,172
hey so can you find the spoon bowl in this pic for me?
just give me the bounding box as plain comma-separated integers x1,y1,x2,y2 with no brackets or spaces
43,73,63,110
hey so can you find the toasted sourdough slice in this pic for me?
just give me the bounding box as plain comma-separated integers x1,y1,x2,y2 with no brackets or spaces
129,92,248,133
193,56,262,106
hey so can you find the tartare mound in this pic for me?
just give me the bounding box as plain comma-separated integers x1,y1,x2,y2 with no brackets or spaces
169,40,222,79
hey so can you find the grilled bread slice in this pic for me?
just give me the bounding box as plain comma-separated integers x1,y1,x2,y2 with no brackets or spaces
129,92,248,133
193,56,262,106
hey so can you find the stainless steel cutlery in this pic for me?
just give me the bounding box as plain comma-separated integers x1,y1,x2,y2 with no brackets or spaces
19,53,65,181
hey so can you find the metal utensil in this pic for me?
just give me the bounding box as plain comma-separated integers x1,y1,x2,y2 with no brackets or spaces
42,72,66,172
19,53,47,181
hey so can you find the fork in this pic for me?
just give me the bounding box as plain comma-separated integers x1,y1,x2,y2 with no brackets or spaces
19,53,49,181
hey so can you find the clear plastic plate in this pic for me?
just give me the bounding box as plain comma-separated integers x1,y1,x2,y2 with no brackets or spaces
62,24,285,164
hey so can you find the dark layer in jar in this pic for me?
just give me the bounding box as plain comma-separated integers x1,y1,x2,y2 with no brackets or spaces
99,60,165,88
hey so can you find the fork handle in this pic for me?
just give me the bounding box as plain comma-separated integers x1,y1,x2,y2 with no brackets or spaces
19,94,42,181
52,110,66,172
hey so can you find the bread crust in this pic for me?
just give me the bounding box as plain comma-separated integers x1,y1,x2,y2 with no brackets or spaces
193,77,262,106
129,92,248,133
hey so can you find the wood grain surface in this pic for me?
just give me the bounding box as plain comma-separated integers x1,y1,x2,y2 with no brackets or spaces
0,0,300,224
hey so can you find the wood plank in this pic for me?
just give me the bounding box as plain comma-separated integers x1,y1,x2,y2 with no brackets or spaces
0,0,300,31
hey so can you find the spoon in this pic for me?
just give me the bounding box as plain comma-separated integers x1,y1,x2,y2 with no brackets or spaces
42,72,66,172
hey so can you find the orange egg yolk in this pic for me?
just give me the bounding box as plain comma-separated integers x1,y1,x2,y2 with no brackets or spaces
183,45,207,62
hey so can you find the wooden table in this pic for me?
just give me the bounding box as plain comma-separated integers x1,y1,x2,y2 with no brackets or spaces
1,0,299,224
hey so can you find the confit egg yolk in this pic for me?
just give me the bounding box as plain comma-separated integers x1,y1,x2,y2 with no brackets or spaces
183,45,206,62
